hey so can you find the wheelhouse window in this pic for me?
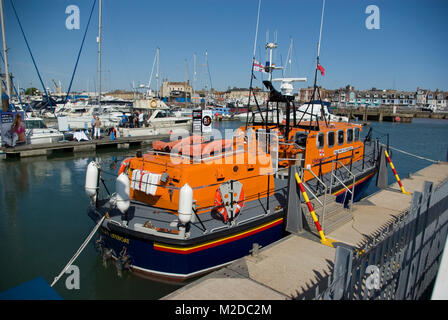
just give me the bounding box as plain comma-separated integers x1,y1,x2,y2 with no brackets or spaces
354,128,360,141
293,132,308,148
317,132,325,149
347,128,353,143
337,130,344,145
327,131,335,147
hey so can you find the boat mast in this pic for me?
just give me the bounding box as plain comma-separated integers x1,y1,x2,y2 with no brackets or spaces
296,0,328,130
148,48,157,97
184,58,189,105
156,47,159,98
193,52,196,101
245,0,262,129
97,0,102,106
0,0,11,98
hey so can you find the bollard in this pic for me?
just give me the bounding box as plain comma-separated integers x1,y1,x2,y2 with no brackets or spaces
384,150,411,195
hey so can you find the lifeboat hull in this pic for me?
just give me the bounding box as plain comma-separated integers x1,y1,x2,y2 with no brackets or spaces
91,210,284,282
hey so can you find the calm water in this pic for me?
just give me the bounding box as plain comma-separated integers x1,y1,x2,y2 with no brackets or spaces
0,118,447,299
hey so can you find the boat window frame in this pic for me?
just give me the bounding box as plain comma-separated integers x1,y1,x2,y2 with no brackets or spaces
316,132,325,149
346,128,354,143
327,131,335,148
337,129,345,146
293,131,308,149
354,127,360,141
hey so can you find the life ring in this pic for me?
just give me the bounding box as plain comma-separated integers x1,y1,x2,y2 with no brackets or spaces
214,187,245,222
150,99,158,108
118,157,132,175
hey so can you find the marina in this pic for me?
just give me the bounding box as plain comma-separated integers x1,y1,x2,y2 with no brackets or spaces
1,118,447,301
0,0,447,306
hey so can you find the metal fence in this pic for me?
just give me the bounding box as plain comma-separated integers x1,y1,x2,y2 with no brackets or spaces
311,179,448,300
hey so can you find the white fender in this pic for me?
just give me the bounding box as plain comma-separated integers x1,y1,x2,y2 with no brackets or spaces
85,161,99,200
178,183,193,225
116,173,130,213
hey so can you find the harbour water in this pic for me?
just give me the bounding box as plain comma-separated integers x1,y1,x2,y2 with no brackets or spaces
0,118,447,299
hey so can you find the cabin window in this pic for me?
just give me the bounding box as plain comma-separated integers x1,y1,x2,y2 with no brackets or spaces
293,132,308,148
327,131,335,147
347,129,353,143
337,130,344,145
316,133,325,149
354,128,360,141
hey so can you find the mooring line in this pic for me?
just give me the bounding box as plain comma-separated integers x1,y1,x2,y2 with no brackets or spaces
380,143,439,164
51,215,105,287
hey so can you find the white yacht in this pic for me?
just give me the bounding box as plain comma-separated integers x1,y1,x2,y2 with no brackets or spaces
118,109,192,137
236,108,283,122
289,102,349,123
55,104,129,131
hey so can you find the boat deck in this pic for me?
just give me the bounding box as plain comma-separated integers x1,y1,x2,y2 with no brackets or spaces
90,140,377,244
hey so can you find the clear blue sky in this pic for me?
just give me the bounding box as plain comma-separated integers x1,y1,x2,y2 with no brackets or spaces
3,0,448,93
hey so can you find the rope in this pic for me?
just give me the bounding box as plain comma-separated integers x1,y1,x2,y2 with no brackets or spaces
63,0,97,108
51,215,105,287
9,0,52,109
379,143,439,164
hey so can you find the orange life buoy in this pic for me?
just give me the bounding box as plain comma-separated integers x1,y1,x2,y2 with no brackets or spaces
118,157,132,175
214,187,245,222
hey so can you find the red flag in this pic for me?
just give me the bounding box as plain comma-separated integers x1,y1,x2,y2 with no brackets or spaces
317,63,325,76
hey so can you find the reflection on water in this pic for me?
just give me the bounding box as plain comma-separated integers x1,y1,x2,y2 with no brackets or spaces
0,119,447,299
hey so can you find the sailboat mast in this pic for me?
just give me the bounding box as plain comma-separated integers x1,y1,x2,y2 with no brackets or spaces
193,52,196,99
0,0,11,97
245,0,261,129
156,47,159,98
97,0,102,106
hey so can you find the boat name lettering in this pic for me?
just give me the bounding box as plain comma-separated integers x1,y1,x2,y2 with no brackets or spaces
110,233,130,244
334,146,353,155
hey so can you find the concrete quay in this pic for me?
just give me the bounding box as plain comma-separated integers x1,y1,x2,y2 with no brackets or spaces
333,107,448,123
0,134,168,159
162,161,448,300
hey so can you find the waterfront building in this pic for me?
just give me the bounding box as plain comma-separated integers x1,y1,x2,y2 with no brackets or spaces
160,81,193,100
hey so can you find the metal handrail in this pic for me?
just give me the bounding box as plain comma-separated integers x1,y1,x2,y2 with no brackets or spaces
330,159,356,212
301,167,329,232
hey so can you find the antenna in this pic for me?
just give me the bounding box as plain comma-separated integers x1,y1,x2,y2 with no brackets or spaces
271,77,307,96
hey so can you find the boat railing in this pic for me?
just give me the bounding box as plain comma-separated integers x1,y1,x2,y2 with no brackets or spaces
301,167,329,232
330,159,356,212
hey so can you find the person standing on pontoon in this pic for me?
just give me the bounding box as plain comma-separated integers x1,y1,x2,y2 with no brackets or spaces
138,111,144,128
94,116,102,139
120,112,128,128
